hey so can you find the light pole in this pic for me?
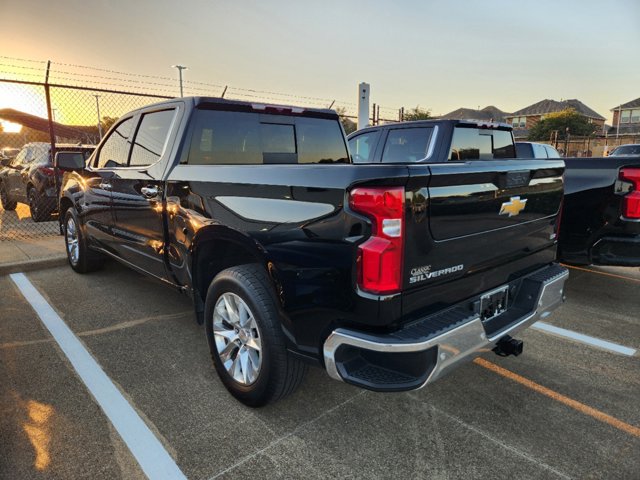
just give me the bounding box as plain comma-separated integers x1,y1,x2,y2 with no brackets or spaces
94,95,103,141
51,108,58,143
172,65,188,97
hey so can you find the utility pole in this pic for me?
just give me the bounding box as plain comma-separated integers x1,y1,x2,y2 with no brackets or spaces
94,95,103,141
172,65,188,97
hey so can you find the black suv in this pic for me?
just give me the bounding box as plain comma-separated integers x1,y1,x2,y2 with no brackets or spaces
0,142,94,221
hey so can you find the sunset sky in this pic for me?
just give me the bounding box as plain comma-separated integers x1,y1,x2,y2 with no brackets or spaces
1,0,639,124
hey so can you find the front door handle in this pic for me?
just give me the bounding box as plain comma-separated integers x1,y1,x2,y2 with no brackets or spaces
141,186,159,198
99,182,112,190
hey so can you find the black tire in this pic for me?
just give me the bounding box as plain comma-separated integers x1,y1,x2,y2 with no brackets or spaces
205,264,307,407
63,209,104,273
28,188,52,222
0,183,17,211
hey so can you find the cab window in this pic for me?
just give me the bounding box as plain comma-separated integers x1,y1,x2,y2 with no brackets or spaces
348,131,380,163
381,128,433,163
95,117,135,169
130,109,176,167
449,127,515,161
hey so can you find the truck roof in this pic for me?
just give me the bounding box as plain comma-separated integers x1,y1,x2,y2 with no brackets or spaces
350,119,513,137
127,96,339,119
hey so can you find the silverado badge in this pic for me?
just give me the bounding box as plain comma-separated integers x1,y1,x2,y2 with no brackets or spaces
499,196,527,217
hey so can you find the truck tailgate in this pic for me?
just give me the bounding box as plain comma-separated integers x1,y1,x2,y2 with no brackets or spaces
402,159,564,321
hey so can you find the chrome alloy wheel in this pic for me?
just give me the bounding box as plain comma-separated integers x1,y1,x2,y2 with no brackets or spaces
66,216,79,265
213,292,262,385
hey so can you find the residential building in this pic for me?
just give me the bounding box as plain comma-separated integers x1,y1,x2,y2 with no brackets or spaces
505,99,606,138
611,97,640,135
439,106,511,123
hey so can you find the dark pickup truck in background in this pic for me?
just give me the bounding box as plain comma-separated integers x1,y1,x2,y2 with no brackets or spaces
515,141,640,266
58,99,568,406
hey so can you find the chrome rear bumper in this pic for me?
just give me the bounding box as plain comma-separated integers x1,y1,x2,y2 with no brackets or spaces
323,264,569,391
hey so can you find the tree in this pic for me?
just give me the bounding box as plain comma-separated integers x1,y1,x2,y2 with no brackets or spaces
402,106,431,121
100,116,118,133
527,109,597,141
335,107,357,134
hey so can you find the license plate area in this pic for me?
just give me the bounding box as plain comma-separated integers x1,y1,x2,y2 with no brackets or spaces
480,285,509,322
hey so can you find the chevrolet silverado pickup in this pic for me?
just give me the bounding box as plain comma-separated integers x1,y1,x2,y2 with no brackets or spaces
59,99,568,406
515,141,640,266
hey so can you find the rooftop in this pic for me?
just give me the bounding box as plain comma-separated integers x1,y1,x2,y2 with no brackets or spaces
440,105,511,122
611,97,640,111
509,99,605,120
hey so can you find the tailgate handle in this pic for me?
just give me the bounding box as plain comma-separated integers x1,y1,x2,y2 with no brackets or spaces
500,170,530,189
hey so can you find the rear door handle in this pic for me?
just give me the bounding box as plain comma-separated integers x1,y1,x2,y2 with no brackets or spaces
141,186,159,198
99,182,112,190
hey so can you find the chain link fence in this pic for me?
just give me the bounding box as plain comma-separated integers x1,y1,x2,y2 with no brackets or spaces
0,57,404,242
0,79,170,240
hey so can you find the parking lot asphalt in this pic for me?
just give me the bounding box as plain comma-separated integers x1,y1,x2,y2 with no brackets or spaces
1,261,639,479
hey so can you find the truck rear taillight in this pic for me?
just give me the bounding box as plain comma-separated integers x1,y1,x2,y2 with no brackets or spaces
620,168,640,219
38,166,56,176
349,187,405,294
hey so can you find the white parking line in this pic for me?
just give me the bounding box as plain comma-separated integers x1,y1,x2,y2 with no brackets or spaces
532,321,637,357
10,273,187,480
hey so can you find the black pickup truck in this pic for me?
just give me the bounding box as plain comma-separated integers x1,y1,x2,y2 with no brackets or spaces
58,99,568,406
515,142,640,266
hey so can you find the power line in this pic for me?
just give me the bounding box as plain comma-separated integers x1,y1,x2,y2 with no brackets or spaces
1,56,402,113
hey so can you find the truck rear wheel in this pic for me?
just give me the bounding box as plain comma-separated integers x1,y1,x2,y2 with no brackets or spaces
204,264,307,407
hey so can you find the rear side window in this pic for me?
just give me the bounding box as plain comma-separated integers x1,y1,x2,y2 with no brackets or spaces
515,143,533,158
449,127,515,161
95,118,134,168
532,143,548,158
348,131,380,163
297,117,348,164
381,128,433,163
187,110,348,165
130,109,176,167
544,145,560,158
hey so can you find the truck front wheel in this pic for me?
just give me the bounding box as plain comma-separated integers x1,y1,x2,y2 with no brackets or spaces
204,264,307,407
0,183,17,211
64,209,104,273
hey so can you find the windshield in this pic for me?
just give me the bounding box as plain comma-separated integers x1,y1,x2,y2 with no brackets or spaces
611,145,640,156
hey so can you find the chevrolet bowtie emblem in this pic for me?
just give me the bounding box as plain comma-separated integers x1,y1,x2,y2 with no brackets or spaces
499,196,527,217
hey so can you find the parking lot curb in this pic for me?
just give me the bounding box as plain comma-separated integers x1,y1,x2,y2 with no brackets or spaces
0,255,67,276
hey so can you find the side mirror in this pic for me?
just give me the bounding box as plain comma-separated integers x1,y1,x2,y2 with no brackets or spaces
54,151,86,171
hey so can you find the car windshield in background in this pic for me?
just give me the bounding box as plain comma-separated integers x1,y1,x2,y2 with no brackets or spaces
449,127,515,161
610,145,640,156
187,110,349,165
